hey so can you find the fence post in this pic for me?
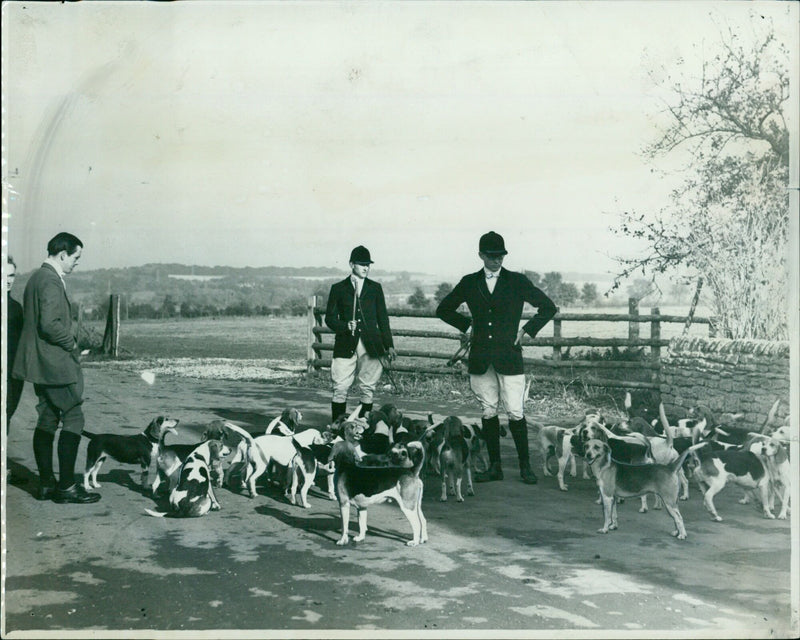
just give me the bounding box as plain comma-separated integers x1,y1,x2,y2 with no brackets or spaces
650,306,661,362
552,318,562,361
628,298,639,343
102,294,120,357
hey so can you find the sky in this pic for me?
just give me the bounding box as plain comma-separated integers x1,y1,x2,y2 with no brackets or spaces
2,0,797,282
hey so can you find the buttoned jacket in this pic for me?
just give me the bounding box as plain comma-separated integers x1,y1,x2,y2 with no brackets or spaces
12,263,81,385
436,268,557,375
325,277,394,359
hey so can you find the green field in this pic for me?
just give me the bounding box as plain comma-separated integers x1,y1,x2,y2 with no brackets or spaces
88,306,711,363
87,316,308,360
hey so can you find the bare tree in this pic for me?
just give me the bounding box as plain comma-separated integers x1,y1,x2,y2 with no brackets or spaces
612,19,790,340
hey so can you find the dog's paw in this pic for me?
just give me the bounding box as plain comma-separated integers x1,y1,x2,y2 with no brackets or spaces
712,515,723,522
440,497,447,502
353,534,366,542
764,512,776,520
778,513,788,520
336,537,349,546
639,506,648,513
327,493,336,501
559,485,569,492
211,503,221,511
466,488,475,497
674,530,686,540
680,495,689,501
738,497,749,504
406,539,420,547
597,527,609,534
609,523,618,531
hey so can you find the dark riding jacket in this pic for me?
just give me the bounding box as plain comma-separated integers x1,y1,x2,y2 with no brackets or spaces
436,268,557,375
325,277,394,359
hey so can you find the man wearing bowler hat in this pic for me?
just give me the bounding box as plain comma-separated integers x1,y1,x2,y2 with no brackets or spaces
436,231,557,484
325,245,397,422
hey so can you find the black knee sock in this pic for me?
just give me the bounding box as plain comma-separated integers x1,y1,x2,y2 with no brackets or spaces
358,403,373,418
508,418,530,466
32,429,56,483
57,431,82,490
331,402,347,423
481,416,502,466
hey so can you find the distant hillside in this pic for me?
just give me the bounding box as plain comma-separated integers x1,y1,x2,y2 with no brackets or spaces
9,263,654,321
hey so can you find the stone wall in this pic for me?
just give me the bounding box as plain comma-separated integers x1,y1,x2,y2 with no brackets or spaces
659,337,790,430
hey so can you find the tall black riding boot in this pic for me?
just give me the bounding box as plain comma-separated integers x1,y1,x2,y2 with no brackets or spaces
509,418,538,484
56,430,82,490
52,430,101,504
358,403,373,418
331,402,347,423
475,416,503,482
32,429,56,500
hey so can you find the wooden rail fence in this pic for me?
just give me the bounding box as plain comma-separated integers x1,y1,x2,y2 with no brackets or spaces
306,296,714,390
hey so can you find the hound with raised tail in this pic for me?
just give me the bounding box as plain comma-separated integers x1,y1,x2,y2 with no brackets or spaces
583,438,706,540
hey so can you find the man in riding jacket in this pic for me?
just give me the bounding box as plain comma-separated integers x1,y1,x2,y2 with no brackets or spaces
325,245,397,422
436,231,557,484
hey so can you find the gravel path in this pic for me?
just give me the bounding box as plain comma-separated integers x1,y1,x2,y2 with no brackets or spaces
3,363,795,637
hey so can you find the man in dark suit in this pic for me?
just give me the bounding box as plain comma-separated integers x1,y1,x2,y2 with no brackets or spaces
436,231,557,484
325,245,397,422
12,233,100,504
6,255,25,425
6,256,26,485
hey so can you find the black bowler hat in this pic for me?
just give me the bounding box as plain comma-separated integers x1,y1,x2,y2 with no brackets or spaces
479,231,508,255
349,245,374,264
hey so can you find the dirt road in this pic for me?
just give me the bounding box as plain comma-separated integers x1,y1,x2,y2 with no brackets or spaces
2,363,796,637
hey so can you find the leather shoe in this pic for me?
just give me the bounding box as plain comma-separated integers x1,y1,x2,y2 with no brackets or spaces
36,478,57,501
520,463,538,485
52,484,101,504
475,463,503,483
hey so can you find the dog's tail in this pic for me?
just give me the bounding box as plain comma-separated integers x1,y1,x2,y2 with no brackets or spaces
265,416,294,436
658,402,673,449
144,508,168,518
223,421,271,469
669,441,706,474
761,398,781,434
223,421,255,444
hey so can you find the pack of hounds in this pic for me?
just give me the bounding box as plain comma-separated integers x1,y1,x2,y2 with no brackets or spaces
78,393,791,546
